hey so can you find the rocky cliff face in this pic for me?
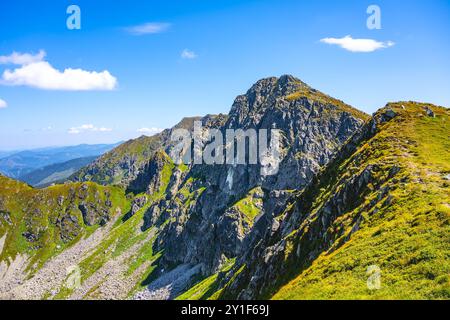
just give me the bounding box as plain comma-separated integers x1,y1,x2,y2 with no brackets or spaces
148,75,368,276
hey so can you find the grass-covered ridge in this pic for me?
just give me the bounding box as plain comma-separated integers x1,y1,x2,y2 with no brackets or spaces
71,134,163,186
0,175,130,272
272,102,449,299
285,85,370,122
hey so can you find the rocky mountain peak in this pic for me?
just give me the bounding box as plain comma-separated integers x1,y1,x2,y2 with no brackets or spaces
276,74,310,93
172,117,202,130
229,75,309,118
227,75,368,129
246,75,310,98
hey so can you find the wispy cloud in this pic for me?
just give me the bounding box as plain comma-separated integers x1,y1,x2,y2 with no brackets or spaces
137,127,164,136
20,126,52,133
320,35,395,53
68,124,112,134
0,50,46,65
0,50,117,91
181,49,198,59
0,98,7,109
126,22,171,35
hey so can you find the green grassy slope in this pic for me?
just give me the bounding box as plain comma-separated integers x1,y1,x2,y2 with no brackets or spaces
49,151,179,299
71,135,163,186
0,175,129,272
272,102,449,299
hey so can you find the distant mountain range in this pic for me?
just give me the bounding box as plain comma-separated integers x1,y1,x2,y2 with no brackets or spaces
0,143,121,182
0,151,19,159
18,156,98,188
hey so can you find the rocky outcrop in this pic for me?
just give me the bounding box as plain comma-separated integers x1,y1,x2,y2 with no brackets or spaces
127,151,172,194
151,75,368,276
56,214,81,243
131,195,148,216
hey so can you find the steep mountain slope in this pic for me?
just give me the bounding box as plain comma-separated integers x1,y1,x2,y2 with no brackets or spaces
148,75,368,279
271,103,449,300
71,115,228,190
0,174,130,298
0,175,129,263
182,102,449,300
19,156,97,188
0,155,190,299
0,143,120,179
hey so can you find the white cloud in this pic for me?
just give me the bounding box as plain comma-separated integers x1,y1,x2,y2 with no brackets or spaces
0,50,46,65
0,50,117,91
68,124,112,134
0,98,7,109
320,35,395,53
181,49,198,59
137,127,163,136
126,22,171,35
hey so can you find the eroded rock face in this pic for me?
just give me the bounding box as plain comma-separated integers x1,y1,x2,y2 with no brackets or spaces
0,210,12,226
57,214,81,243
78,203,108,226
152,75,367,275
131,195,148,216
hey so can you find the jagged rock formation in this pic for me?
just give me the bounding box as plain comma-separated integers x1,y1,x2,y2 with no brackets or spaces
150,75,368,276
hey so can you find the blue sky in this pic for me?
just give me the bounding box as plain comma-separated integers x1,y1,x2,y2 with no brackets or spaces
0,0,449,150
